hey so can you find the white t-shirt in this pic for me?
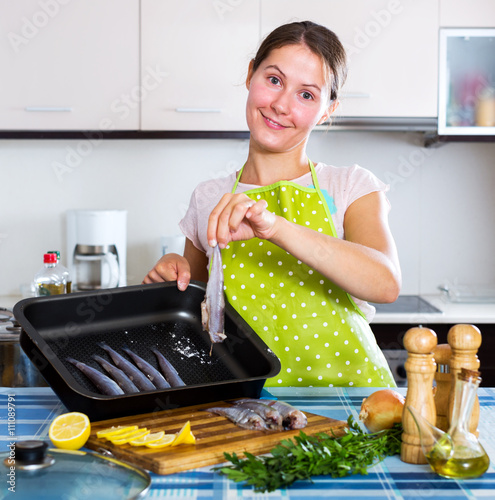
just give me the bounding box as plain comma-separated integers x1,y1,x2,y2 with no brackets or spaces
179,162,390,321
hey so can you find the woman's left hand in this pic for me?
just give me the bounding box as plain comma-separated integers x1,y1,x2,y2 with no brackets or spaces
207,193,278,248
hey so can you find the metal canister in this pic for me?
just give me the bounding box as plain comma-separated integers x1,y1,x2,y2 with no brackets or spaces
0,308,47,387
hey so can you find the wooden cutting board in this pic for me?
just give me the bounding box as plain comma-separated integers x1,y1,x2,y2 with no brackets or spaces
85,399,348,475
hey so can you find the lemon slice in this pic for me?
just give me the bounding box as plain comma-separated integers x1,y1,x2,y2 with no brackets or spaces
171,421,196,446
145,434,176,449
97,425,138,439
49,412,91,450
110,428,149,445
129,431,165,446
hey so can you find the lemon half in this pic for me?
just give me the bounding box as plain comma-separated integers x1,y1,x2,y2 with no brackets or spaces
49,412,91,450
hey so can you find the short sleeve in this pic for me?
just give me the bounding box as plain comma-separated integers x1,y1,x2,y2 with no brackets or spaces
179,189,203,252
344,164,390,208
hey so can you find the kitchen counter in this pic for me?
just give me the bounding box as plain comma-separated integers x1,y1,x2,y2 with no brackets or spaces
372,294,495,324
2,386,495,499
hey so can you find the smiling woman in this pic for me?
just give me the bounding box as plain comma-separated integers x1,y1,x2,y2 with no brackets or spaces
144,21,402,388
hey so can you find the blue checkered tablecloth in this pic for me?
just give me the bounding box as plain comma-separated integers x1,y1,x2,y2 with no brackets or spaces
1,386,495,499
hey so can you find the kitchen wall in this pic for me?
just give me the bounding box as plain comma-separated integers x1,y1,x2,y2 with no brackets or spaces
1,132,494,297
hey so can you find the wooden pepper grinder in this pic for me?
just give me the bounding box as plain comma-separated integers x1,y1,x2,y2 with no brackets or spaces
447,324,481,435
401,327,437,464
433,344,452,431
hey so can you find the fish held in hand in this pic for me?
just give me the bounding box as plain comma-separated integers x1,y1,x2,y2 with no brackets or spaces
122,347,171,390
92,354,139,394
205,406,268,431
66,357,124,396
152,349,185,387
98,343,157,392
201,245,226,344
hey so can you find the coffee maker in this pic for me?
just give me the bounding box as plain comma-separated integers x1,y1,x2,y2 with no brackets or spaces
66,210,127,291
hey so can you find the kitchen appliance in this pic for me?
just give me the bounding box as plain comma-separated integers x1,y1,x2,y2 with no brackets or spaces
0,440,151,499
14,282,281,421
0,308,47,387
371,295,442,314
66,210,126,291
371,295,443,386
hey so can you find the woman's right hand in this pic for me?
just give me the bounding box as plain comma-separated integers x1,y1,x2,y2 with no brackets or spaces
142,253,191,291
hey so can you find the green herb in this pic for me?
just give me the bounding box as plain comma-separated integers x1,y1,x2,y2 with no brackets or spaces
213,415,402,492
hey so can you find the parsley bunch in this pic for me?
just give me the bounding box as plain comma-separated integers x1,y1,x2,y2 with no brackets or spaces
214,415,402,493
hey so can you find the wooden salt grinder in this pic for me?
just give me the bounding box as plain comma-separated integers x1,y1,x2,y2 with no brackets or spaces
401,327,437,464
433,344,452,432
448,324,481,435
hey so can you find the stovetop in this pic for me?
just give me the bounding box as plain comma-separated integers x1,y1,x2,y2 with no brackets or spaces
0,307,21,337
371,295,442,314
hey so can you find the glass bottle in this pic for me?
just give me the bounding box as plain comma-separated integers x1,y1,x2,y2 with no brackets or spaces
34,253,65,296
409,368,490,479
47,250,72,293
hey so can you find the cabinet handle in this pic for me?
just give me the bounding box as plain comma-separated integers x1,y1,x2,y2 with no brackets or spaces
343,93,371,99
175,108,222,113
25,107,73,112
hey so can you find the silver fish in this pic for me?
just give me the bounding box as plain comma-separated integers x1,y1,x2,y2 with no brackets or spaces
239,399,308,430
66,357,124,396
233,400,283,429
152,349,185,387
201,244,226,344
204,406,268,431
98,343,156,392
92,354,139,394
122,347,171,390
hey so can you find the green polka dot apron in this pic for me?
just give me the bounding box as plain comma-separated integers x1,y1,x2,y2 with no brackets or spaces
221,160,395,388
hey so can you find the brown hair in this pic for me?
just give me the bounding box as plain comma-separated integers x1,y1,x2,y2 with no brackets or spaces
252,21,348,103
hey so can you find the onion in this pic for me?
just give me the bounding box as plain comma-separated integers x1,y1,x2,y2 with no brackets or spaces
358,389,405,432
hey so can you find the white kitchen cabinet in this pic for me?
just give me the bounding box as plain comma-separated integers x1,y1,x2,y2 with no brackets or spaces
261,0,439,118
440,0,495,28
140,0,259,131
0,0,139,131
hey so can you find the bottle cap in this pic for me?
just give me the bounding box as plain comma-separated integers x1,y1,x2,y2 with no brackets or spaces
47,251,60,260
43,253,57,264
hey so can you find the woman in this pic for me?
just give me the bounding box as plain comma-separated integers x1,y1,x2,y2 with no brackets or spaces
144,21,401,388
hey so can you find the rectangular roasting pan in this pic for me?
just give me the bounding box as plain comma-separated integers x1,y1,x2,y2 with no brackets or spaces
14,282,281,421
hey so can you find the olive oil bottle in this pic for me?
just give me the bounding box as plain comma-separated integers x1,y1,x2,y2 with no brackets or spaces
426,369,489,479
34,253,65,296
409,368,490,479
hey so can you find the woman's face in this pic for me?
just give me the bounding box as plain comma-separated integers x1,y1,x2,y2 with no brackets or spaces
246,43,334,154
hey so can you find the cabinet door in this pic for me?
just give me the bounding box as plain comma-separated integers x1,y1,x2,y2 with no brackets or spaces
440,0,495,28
141,0,259,131
0,0,139,130
261,0,438,118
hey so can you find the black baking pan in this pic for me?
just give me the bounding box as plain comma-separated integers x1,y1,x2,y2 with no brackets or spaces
14,281,281,421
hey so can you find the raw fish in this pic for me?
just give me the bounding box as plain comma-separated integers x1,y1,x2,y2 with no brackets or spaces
93,354,139,394
122,347,171,389
238,399,308,429
152,349,185,387
98,343,157,392
201,244,226,344
204,406,268,431
66,357,124,396
233,400,283,429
